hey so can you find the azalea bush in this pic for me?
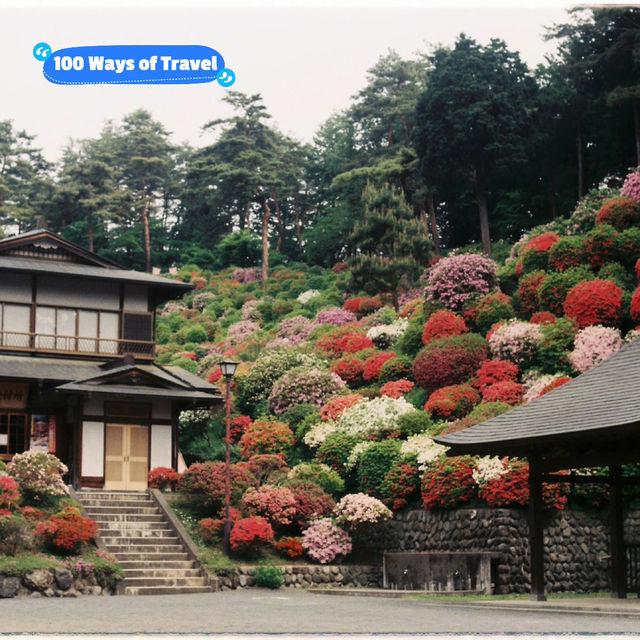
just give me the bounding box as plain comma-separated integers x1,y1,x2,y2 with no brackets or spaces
355,440,402,496
287,462,344,496
488,320,542,367
333,493,392,529
443,402,512,434
230,516,274,556
301,518,352,564
362,351,397,382
0,475,21,509
366,320,408,349
315,307,357,327
380,458,421,510
568,325,624,373
379,356,413,382
563,279,623,329
525,232,560,253
421,456,477,509
289,482,335,529
239,419,295,459
277,315,315,345
317,329,375,357
343,296,383,317
226,320,261,346
316,432,360,473
595,197,640,230
621,167,640,204
465,292,515,335
548,236,584,272
7,452,69,500
268,367,345,415
320,394,364,422
331,355,366,385
472,359,519,392
335,395,415,439
425,253,498,311
631,287,640,324
425,384,481,419
421,310,467,344
274,536,304,559
147,467,181,491
35,507,98,553
583,224,620,269
380,379,414,398
517,271,545,317
241,485,297,527
244,454,290,485
481,381,524,406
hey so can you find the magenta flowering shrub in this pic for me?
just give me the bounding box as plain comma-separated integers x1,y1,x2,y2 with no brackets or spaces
241,299,261,321
425,253,498,311
333,493,392,530
621,167,640,204
488,320,542,366
226,320,261,345
315,307,357,326
241,484,297,527
397,288,426,307
568,325,624,373
231,267,262,283
301,518,352,564
268,367,346,415
277,315,315,345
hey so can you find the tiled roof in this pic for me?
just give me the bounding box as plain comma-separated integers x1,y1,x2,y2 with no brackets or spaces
434,336,640,456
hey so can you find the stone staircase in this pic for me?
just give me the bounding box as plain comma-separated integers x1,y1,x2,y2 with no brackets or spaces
76,490,213,596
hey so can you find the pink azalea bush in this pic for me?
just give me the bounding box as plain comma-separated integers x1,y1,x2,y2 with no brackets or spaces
241,485,297,527
621,167,640,204
488,320,542,366
315,307,357,326
241,299,261,321
332,493,392,529
7,452,69,498
268,367,346,415
301,518,352,564
568,325,624,373
277,315,315,345
226,320,261,346
424,253,498,311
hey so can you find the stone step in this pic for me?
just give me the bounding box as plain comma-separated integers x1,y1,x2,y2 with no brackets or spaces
123,585,213,596
76,493,150,501
105,543,186,554
98,528,176,539
92,514,166,523
119,560,196,570
115,552,192,562
123,576,208,588
102,535,180,546
123,568,203,578
84,503,157,512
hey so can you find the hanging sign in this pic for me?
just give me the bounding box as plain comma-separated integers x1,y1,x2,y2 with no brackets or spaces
0,382,28,409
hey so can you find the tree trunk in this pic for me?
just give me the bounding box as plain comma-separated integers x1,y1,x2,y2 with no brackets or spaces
272,188,284,253
87,210,94,253
401,116,410,146
472,166,492,257
577,129,584,201
142,199,152,273
426,192,441,256
261,199,271,283
634,102,640,166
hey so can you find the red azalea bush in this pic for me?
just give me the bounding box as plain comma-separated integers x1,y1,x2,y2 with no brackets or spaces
331,355,366,385
421,310,467,344
343,296,383,317
244,454,290,485
481,380,524,405
380,379,415,399
289,482,335,529
198,507,241,543
178,461,257,510
530,311,557,325
317,328,374,357
380,459,421,510
320,394,364,421
464,292,515,336
632,288,640,324
479,459,567,510
421,456,477,509
583,225,620,269
274,536,304,558
230,516,274,556
363,351,397,382
563,279,623,329
0,475,21,509
230,415,253,443
526,232,560,253
148,467,181,491
19,506,47,522
35,507,98,552
241,485,297,527
517,271,546,317
595,197,640,230
425,384,481,419
239,419,295,459
472,359,519,392
208,367,222,383
539,376,572,396
413,333,488,390
548,237,584,272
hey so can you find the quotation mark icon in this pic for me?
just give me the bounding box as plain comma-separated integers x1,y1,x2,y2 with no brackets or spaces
217,68,236,87
33,42,52,61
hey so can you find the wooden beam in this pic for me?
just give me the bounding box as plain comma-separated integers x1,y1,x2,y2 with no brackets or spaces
610,464,626,599
528,455,546,601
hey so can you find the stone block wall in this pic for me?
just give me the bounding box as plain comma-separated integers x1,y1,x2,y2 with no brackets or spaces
0,568,115,599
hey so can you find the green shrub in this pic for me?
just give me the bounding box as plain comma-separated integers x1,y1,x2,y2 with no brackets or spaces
619,228,640,267
316,432,359,474
548,236,585,271
396,319,425,357
0,516,32,555
281,404,320,432
155,323,172,344
496,261,519,297
287,462,345,496
171,358,198,374
252,562,284,589
538,266,593,316
356,440,402,497
397,410,433,437
537,318,578,375
214,231,262,268
404,386,427,410
598,262,636,292
379,355,413,382
520,248,549,275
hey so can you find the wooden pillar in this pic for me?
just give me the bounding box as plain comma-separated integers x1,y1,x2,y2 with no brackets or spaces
610,464,626,598
528,455,546,601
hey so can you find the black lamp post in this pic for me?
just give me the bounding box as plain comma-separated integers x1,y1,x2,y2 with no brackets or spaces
220,358,238,556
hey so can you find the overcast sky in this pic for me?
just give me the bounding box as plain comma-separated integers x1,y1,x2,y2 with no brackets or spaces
0,1,614,162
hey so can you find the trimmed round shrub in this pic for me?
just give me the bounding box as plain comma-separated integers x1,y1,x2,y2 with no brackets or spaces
380,458,421,510
548,236,584,272
621,167,640,204
568,325,624,373
538,266,594,316
472,359,519,392
481,381,524,405
274,536,304,559
178,462,257,509
362,351,397,383
0,476,21,509
239,419,295,459
244,454,290,485
425,253,498,311
517,271,545,317
331,356,365,386
335,395,415,440
397,410,434,437
563,279,623,329
7,452,68,500
632,287,640,324
379,355,413,382
537,317,578,374
595,197,640,230
241,485,297,527
413,333,488,390
316,432,359,473
252,563,284,589
35,507,98,553
380,379,414,398
421,456,477,509
520,248,549,275
343,296,383,317
288,462,344,496
619,228,640,267
333,493,392,529
583,224,620,269
315,307,357,326
425,384,481,419
317,328,375,358
525,232,560,253
598,262,637,292
268,367,345,415
464,292,515,336
148,467,181,491
320,394,364,422
302,518,352,564
289,481,335,530
421,310,467,344
396,318,428,358
356,440,402,497
230,517,274,556
488,320,542,367
530,311,556,325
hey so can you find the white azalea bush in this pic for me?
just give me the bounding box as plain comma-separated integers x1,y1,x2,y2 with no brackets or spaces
366,319,408,349
400,433,448,472
472,456,508,487
345,441,374,472
303,421,338,449
333,493,392,529
335,396,415,439
7,451,69,499
297,289,321,304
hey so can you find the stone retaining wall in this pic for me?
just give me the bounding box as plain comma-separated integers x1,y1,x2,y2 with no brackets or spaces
0,568,115,599
367,508,640,594
217,565,382,590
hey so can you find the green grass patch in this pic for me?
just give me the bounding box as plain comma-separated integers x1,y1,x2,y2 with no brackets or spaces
0,552,63,577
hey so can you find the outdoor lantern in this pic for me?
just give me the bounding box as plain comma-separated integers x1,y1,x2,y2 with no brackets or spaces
220,359,239,380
